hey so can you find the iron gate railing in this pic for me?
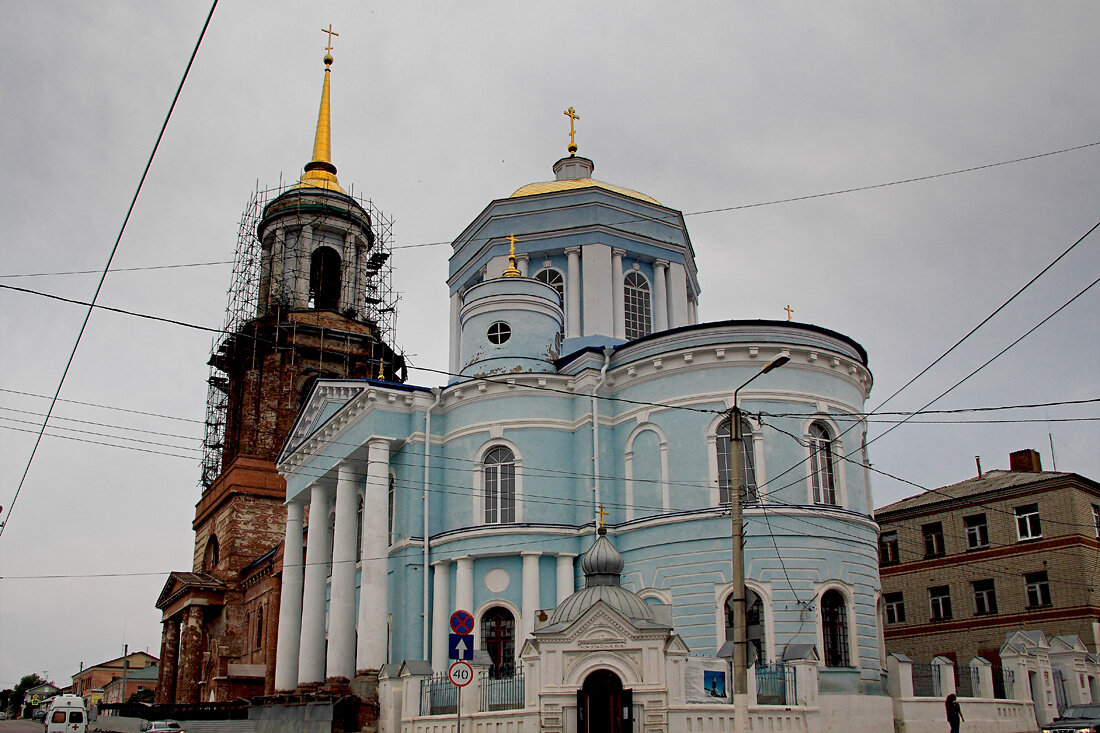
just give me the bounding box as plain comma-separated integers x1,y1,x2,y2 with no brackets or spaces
420,672,457,715
755,662,796,705
480,669,525,711
992,667,1014,699
911,663,941,698
956,665,979,698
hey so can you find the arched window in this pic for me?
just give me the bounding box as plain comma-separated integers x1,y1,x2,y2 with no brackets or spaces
725,589,767,664
534,268,565,340
309,246,342,310
821,589,850,667
717,417,758,504
255,606,264,649
483,447,516,524
387,474,395,544
809,422,837,505
356,495,364,554
481,606,516,678
623,271,652,340
202,535,219,572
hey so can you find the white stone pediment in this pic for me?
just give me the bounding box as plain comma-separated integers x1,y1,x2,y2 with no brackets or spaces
280,381,366,459
664,634,690,656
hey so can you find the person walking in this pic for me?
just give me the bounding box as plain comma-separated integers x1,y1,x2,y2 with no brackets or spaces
945,693,963,732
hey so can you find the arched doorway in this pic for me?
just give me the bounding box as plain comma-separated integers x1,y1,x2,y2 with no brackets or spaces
578,669,633,733
724,588,766,664
309,246,342,310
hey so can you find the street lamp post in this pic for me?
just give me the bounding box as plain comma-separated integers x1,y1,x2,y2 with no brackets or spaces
729,354,788,709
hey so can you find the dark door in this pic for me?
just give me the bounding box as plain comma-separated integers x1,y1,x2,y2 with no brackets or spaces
578,670,631,733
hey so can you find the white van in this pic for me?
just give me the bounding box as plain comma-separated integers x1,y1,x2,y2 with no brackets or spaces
45,694,87,733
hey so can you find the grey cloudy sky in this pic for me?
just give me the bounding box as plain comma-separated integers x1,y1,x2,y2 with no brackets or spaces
1,2,1097,690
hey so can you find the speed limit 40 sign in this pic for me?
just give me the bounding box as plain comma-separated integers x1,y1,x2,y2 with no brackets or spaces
448,660,473,687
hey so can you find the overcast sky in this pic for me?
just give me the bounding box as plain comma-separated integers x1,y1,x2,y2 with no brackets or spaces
1,2,1097,691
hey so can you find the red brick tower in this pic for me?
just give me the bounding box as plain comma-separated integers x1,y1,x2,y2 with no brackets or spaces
155,43,403,704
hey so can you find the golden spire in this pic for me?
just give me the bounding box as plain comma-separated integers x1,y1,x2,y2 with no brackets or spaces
564,106,580,155
502,235,522,277
297,25,346,194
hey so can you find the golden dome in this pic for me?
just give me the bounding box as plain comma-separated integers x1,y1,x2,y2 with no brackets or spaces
510,178,659,205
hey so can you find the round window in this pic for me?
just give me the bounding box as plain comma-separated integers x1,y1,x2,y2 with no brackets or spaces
487,321,512,344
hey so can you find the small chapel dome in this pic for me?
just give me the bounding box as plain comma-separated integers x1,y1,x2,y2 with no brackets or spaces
549,528,657,626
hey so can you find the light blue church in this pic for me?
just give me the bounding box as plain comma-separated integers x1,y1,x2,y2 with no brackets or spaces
272,128,890,729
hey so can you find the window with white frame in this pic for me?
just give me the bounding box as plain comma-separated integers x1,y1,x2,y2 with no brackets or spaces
820,590,850,667
716,416,758,504
1092,504,1099,539
535,268,565,340
964,513,989,550
972,579,997,615
623,271,652,340
1024,570,1052,608
483,446,516,524
809,422,837,505
929,585,952,621
879,531,899,565
884,592,905,624
1015,503,1042,541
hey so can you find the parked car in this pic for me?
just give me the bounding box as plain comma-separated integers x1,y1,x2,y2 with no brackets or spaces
1041,704,1100,733
32,708,47,722
142,721,185,733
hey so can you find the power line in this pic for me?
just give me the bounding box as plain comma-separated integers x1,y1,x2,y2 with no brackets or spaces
0,0,220,540
0,260,233,279
0,388,203,424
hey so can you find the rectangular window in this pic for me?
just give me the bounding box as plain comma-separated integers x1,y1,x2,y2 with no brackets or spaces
922,522,945,557
964,514,989,550
972,579,998,615
884,592,905,624
1015,503,1042,541
879,531,900,566
1093,504,1100,539
1025,571,1052,608
929,585,952,620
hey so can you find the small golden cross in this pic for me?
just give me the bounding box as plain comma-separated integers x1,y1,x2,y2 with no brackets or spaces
564,107,580,150
596,504,609,527
322,24,340,52
784,304,794,321
506,234,518,258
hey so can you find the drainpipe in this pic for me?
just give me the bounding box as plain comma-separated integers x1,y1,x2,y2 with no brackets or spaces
591,348,612,534
422,386,442,659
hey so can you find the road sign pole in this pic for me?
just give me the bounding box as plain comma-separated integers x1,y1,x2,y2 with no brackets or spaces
456,684,461,733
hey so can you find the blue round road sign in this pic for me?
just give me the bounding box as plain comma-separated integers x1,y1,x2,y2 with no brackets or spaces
450,609,474,635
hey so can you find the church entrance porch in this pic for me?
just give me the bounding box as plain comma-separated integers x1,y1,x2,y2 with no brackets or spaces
578,669,633,733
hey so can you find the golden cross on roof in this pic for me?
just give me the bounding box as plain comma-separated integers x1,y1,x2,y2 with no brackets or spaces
322,24,339,53
784,304,794,321
596,504,609,527
564,106,580,153
503,235,521,277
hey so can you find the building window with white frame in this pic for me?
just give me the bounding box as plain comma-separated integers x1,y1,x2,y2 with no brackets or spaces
623,271,652,340
1092,504,1099,539
1024,570,1052,608
929,585,952,621
534,268,565,340
820,589,850,667
483,446,516,524
972,579,997,615
884,592,905,624
879,531,899,565
964,513,989,550
1015,503,1041,541
808,422,837,505
716,416,758,504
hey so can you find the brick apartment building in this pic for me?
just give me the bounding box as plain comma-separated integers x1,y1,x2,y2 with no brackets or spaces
72,651,158,706
875,449,1100,667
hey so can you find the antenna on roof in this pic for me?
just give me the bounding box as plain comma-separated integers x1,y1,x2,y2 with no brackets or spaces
975,456,982,477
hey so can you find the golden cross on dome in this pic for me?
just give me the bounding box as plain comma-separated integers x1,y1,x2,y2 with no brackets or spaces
596,504,609,527
503,235,521,277
784,304,794,321
564,106,580,153
322,24,340,53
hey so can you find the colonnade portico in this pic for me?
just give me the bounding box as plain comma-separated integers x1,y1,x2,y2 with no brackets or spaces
273,439,392,691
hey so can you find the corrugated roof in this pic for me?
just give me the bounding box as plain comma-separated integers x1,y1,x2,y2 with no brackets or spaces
876,469,1076,515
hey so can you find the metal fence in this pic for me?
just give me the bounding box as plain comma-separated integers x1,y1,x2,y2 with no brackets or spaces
420,672,458,716
956,665,979,698
755,662,797,705
480,669,525,711
911,663,941,698
992,667,1014,700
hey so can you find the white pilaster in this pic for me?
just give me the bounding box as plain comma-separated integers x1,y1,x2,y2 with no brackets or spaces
296,225,313,307
326,462,360,680
521,552,541,642
581,243,613,337
356,439,391,672
668,261,689,328
653,260,669,333
565,247,581,338
341,232,356,313
689,296,698,324
431,561,451,671
455,557,474,617
556,554,576,604
516,254,529,277
274,500,304,690
270,226,285,311
298,482,332,684
611,249,625,339
449,292,462,377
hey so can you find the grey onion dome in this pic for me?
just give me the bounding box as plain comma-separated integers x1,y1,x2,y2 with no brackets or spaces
549,528,655,625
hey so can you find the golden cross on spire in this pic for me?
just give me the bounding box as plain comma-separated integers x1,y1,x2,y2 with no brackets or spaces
564,106,580,154
503,235,521,277
784,305,794,321
596,504,609,527
322,24,339,53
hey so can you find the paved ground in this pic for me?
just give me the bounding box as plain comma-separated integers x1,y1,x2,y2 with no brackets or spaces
0,721,43,731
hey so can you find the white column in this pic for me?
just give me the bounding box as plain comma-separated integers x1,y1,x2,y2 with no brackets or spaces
556,554,576,605
653,260,669,332
298,482,332,685
689,296,698,324
341,232,356,312
274,500,305,690
449,291,463,377
668,261,689,328
565,247,581,338
356,439,391,672
521,553,541,642
455,557,474,616
296,225,313,307
431,561,451,671
326,462,360,680
581,243,613,337
516,254,529,277
611,249,625,339
270,227,286,310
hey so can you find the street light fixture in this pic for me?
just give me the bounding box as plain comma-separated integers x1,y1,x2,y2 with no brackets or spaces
729,354,788,708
